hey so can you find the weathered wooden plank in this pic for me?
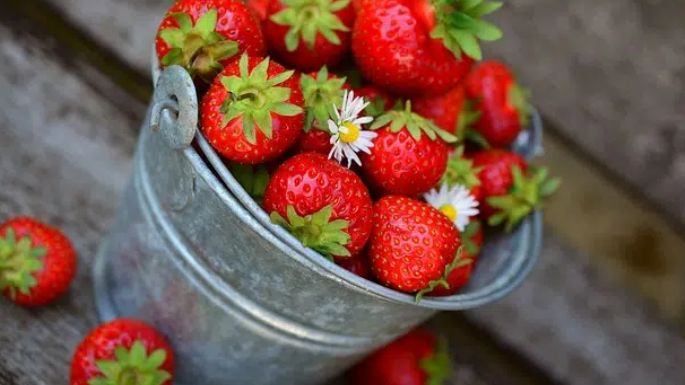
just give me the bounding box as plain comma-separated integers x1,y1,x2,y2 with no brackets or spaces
486,0,685,226
466,233,685,385
0,24,136,385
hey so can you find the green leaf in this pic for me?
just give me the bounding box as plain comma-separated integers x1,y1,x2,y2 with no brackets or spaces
369,113,394,130
272,103,303,116
471,19,502,41
253,109,273,139
267,69,295,87
242,116,257,144
451,30,482,60
158,28,185,47
469,1,503,17
195,9,218,36
172,12,193,32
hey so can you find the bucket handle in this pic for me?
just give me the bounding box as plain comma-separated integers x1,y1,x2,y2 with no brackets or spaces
150,65,198,150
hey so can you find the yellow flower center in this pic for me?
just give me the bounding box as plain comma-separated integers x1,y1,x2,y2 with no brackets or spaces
439,204,458,221
340,121,361,143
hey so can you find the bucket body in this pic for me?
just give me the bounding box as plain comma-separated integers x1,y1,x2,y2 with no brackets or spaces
93,66,542,385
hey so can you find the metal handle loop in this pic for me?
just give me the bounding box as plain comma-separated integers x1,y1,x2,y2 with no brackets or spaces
151,65,198,150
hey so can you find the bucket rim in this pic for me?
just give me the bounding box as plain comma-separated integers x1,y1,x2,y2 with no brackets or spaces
150,59,544,311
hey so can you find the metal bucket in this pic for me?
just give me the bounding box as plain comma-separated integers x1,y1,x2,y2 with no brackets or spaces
92,65,543,385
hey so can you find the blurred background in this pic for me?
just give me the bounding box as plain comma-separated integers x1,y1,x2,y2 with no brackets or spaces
1,0,684,384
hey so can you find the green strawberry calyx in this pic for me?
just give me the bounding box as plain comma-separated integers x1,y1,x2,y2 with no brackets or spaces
441,146,482,189
270,205,351,258
419,337,453,385
301,66,347,132
370,101,458,143
88,341,171,385
0,228,46,299
508,83,532,128
461,221,481,256
270,0,351,51
363,96,387,118
455,99,492,148
487,166,561,232
158,9,239,84
230,163,270,203
220,54,303,145
429,0,503,61
415,247,471,302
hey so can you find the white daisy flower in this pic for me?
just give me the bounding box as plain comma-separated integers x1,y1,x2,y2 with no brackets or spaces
327,90,377,168
424,182,480,232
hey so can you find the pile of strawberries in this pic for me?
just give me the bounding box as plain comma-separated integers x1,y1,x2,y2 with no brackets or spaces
154,0,559,298
0,2,560,383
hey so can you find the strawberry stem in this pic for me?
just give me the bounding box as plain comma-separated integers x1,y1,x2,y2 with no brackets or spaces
88,341,171,385
429,0,503,60
487,166,561,232
270,205,351,258
270,0,351,51
219,55,303,145
301,67,347,131
419,337,453,385
370,101,458,143
0,228,45,299
159,9,239,83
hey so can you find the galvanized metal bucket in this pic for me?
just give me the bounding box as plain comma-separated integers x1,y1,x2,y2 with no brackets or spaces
93,65,543,385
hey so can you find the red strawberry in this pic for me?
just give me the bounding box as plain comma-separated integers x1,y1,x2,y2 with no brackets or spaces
263,0,355,71
295,67,350,155
369,196,464,296
201,54,304,164
0,217,76,307
441,146,483,201
263,152,373,257
428,221,482,296
470,149,560,231
354,85,394,118
155,0,266,84
362,103,456,197
70,319,175,385
464,61,531,147
350,328,452,385
337,253,372,280
352,0,502,97
413,84,469,136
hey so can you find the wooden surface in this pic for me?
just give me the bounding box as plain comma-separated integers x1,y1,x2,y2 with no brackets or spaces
2,1,685,385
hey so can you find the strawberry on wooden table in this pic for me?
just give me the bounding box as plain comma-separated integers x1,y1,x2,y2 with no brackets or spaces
350,328,452,385
0,217,76,307
361,102,457,197
264,0,355,71
156,0,266,84
295,67,349,155
368,196,468,298
464,60,531,147
201,54,304,164
470,149,560,231
352,0,502,97
263,152,373,258
71,319,175,385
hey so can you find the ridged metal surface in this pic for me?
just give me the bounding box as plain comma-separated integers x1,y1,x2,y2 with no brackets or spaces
93,66,543,385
